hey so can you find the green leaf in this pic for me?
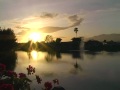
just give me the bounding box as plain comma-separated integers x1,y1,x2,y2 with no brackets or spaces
25,78,32,82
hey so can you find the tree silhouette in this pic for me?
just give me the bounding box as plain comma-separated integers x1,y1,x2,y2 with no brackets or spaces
103,40,107,45
45,35,54,43
74,28,78,37
0,28,17,51
55,38,62,43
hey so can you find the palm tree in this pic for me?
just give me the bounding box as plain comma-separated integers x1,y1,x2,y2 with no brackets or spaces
74,28,78,37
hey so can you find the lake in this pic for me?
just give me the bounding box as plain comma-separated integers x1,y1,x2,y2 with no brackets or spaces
14,50,120,90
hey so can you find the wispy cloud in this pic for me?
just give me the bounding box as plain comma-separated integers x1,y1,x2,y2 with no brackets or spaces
38,12,58,18
39,26,68,33
68,15,79,22
12,12,59,30
17,30,28,35
39,15,83,33
15,14,84,36
15,26,30,30
68,15,84,27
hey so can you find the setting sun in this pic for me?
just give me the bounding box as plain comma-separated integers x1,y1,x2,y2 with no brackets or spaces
29,32,41,42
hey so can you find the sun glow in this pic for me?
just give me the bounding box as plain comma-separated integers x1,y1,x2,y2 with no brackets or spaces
29,32,41,42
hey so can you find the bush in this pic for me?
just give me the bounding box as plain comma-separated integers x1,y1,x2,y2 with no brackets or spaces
0,63,64,90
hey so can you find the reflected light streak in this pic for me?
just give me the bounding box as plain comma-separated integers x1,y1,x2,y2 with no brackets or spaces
31,50,38,60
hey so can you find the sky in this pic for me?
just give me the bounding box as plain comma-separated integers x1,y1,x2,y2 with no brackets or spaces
0,0,120,42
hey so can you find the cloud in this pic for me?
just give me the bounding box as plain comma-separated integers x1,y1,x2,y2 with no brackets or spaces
68,15,79,22
70,18,83,27
68,15,84,27
15,26,30,30
10,13,59,30
70,17,84,27
17,30,29,35
39,19,83,33
39,26,69,33
38,12,58,18
15,14,84,36
39,15,83,33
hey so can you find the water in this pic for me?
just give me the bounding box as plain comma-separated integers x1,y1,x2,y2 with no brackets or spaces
14,51,120,90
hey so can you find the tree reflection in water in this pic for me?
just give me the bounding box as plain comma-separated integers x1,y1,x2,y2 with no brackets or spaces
26,50,84,75
69,51,83,74
45,51,56,62
45,51,62,62
27,50,39,60
27,50,58,62
56,52,62,59
0,51,17,70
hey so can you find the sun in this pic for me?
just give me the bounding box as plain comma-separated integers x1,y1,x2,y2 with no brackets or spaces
29,32,41,42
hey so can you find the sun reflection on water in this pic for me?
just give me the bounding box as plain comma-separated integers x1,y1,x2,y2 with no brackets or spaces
30,50,38,60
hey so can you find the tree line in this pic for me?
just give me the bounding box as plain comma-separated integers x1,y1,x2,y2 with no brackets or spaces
85,40,120,51
0,27,120,52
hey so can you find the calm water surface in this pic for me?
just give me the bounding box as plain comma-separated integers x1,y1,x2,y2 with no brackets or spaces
14,51,120,90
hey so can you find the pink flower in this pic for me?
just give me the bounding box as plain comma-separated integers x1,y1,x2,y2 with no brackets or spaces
35,75,42,84
26,65,35,75
19,73,26,78
0,84,14,90
44,82,52,90
6,71,17,77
